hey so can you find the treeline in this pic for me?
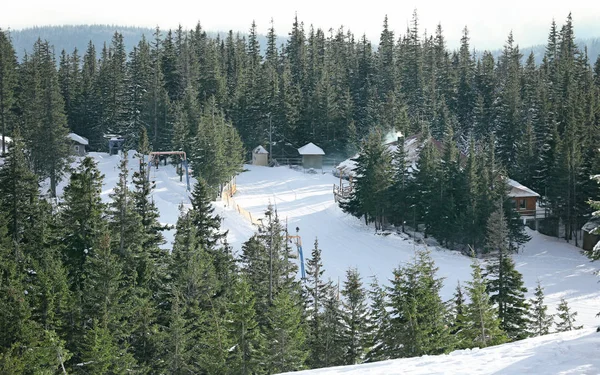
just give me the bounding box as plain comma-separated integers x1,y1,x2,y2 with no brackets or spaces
0,136,583,373
2,11,600,236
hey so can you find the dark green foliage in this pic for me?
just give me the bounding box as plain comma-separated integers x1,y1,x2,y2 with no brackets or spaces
341,131,393,230
0,131,39,251
555,298,583,332
364,276,390,363
460,258,507,348
387,249,453,358
0,29,17,157
485,206,531,341
1,13,599,374
19,39,71,197
340,268,369,365
228,274,265,375
265,288,307,373
60,157,106,288
304,238,333,369
528,281,553,337
450,281,468,348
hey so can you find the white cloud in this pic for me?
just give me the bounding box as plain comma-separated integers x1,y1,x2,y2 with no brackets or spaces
2,0,599,50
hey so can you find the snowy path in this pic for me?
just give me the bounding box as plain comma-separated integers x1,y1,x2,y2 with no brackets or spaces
59,156,600,329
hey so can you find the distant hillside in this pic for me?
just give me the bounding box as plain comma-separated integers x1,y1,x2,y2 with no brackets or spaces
7,25,600,66
487,37,600,65
9,25,154,58
7,24,287,61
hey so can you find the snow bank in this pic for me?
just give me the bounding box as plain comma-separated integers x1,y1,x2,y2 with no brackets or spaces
278,329,600,375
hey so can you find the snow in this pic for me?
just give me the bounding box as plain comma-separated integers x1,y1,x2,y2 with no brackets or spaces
278,329,600,375
253,145,269,154
508,178,540,198
67,133,89,146
222,165,600,328
298,142,325,155
56,153,600,332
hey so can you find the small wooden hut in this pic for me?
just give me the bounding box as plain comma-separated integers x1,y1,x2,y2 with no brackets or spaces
252,145,269,166
298,142,325,169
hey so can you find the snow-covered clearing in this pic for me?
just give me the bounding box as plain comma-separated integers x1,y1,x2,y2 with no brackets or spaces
279,329,600,375
60,154,600,329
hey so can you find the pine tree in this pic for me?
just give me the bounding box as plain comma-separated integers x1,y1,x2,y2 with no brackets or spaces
555,298,582,332
485,206,531,341
450,281,468,348
188,177,225,250
340,268,369,365
0,130,39,253
59,156,105,288
320,284,345,367
364,276,389,363
528,280,553,336
108,152,145,257
390,134,410,231
227,274,265,375
80,230,136,371
340,131,393,230
387,249,453,358
0,29,17,156
20,39,71,197
265,288,307,374
460,257,507,348
304,238,332,369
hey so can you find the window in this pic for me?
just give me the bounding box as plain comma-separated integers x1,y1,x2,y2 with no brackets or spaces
520,199,527,209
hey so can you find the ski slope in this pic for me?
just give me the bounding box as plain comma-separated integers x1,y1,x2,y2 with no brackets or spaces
59,154,600,329
279,329,600,375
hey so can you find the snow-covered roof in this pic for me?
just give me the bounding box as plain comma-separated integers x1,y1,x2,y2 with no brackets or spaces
507,179,540,198
298,142,325,155
68,133,89,145
253,145,269,154
582,216,600,233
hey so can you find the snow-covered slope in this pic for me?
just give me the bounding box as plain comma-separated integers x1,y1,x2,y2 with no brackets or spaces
60,154,600,329
226,165,600,328
278,329,600,375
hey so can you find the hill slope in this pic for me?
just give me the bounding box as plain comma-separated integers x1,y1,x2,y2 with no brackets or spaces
278,329,600,375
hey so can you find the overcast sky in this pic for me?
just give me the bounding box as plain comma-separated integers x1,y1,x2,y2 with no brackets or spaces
2,0,599,50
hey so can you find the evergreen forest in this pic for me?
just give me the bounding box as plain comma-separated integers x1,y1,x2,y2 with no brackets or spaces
0,11,599,374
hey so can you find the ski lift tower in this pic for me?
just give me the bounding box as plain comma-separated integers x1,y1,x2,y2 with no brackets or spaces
286,226,306,280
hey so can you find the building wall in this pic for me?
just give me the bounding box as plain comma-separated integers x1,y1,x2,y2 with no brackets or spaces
583,231,599,251
72,143,86,156
302,155,323,169
511,196,537,216
253,153,268,166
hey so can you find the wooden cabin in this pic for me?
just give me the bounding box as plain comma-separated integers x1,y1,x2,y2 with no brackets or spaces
507,179,539,216
68,133,89,156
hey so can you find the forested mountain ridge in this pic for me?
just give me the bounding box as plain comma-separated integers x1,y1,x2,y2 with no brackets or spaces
7,24,600,65
7,24,287,60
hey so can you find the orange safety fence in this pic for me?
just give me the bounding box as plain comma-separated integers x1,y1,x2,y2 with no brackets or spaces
221,181,261,226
